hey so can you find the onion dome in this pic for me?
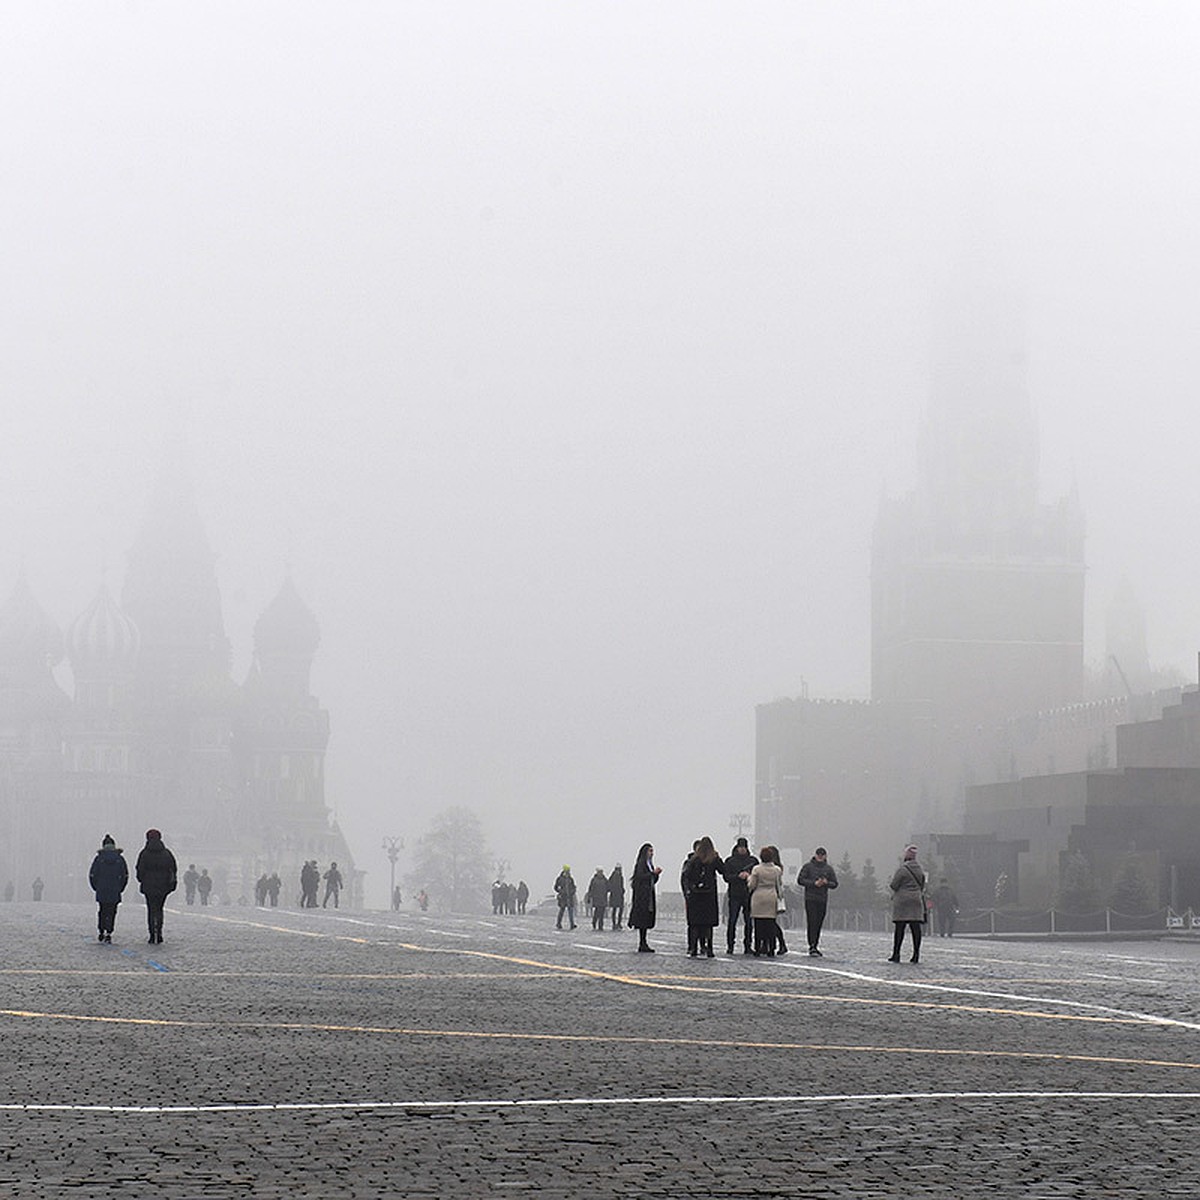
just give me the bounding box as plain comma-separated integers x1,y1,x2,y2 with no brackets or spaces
254,576,320,658
0,577,65,676
66,583,140,677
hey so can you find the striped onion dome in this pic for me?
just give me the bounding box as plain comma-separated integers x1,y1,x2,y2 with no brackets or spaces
66,583,140,675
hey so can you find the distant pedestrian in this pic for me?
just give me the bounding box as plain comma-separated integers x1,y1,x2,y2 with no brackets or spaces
683,837,723,958
763,846,789,953
554,866,577,930
932,878,959,937
417,889,429,912
887,845,927,964
31,877,43,901
746,847,783,956
255,874,269,907
89,834,128,943
197,868,213,907
300,861,319,907
628,843,662,952
392,885,403,912
515,880,529,914
322,862,343,908
797,846,838,957
587,868,609,930
607,864,625,931
723,837,758,954
183,864,199,906
135,829,177,945
267,873,281,907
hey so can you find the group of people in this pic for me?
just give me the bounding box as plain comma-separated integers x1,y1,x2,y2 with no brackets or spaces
552,864,626,931
181,865,214,906
253,872,284,907
491,879,530,915
568,837,944,965
88,829,177,944
299,860,343,908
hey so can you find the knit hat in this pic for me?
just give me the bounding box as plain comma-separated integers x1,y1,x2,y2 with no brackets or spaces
146,828,162,841
903,844,918,860
735,837,749,849
102,834,115,847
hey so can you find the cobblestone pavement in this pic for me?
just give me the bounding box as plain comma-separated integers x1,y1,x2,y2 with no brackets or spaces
2,902,1199,1198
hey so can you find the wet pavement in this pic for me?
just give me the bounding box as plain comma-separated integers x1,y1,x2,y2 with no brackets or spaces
1,901,1198,1197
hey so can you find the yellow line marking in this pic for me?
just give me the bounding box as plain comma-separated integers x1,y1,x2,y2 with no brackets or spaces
1,1007,1196,1073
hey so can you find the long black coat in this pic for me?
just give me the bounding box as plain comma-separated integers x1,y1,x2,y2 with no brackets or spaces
89,847,129,905
683,855,724,928
628,858,658,930
136,838,178,898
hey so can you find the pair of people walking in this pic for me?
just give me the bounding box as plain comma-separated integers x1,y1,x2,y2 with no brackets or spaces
89,829,177,945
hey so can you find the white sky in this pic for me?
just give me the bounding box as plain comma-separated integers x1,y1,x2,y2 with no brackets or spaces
3,3,1199,900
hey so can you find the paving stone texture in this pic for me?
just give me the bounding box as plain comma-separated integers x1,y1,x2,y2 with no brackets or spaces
0,902,1198,1198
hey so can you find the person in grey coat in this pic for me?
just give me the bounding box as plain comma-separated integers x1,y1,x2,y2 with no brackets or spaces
89,834,128,943
887,845,926,963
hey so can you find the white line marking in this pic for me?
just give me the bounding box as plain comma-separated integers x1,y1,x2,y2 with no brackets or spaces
571,944,620,954
4,1091,1200,1115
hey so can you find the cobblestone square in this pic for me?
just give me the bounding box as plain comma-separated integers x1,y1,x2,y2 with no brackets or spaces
2,902,1198,1198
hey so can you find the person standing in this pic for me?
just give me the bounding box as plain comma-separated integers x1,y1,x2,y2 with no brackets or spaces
554,866,577,930
135,829,177,945
606,864,625,931
587,868,608,931
197,868,213,907
31,877,44,901
746,848,784,956
796,846,838,957
515,880,529,914
931,878,959,937
628,843,662,952
267,873,281,908
89,834,128,943
682,836,724,957
183,864,199,906
322,862,344,908
723,837,758,954
888,845,927,964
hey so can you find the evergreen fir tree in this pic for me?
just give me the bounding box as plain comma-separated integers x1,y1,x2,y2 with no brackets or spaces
835,851,858,908
1109,853,1153,914
1057,852,1100,913
859,858,882,908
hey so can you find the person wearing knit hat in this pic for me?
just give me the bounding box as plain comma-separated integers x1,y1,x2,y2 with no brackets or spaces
135,828,177,945
89,834,128,944
887,844,927,964
553,864,577,930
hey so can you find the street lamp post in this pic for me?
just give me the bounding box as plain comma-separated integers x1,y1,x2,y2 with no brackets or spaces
730,812,753,843
382,836,404,909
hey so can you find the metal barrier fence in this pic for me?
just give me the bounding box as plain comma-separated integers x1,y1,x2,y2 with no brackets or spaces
823,906,1182,935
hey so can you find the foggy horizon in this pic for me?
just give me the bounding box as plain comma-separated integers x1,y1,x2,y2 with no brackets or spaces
5,3,1200,901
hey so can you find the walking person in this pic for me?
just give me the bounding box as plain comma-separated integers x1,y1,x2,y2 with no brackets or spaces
135,829,177,945
628,843,662,952
89,834,128,943
888,845,927,964
607,864,625,930
682,836,724,957
746,847,784,956
322,862,343,908
183,864,199,906
723,837,758,954
197,868,213,907
797,846,838,957
554,865,577,930
587,868,608,931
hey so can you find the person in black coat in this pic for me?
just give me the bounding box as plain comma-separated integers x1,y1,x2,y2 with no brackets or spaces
586,868,609,930
723,838,758,954
89,834,128,943
135,828,177,945
607,864,625,930
627,843,662,952
796,846,839,957
682,836,724,958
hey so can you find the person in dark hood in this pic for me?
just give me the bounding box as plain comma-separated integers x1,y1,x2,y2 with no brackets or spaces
135,829,177,945
89,834,128,943
553,866,577,930
796,846,838,957
586,868,609,930
723,837,758,955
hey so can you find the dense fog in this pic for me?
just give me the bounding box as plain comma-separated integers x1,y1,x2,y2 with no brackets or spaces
3,3,1199,903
